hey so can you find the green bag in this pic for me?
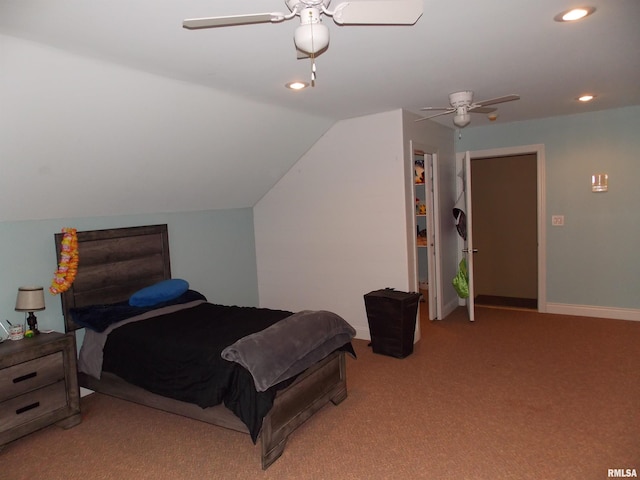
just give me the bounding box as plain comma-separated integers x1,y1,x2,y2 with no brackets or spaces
453,258,469,298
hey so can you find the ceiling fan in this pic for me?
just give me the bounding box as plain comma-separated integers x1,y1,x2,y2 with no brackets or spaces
417,91,520,128
183,0,423,84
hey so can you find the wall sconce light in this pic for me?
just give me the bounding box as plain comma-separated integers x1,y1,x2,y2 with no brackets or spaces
15,286,45,334
591,173,608,192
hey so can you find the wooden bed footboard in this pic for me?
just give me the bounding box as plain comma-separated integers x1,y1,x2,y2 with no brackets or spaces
261,349,347,469
78,350,347,469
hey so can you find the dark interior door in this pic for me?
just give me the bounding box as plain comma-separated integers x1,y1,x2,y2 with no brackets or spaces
471,154,538,309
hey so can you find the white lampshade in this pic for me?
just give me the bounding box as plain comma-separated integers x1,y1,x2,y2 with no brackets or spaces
15,286,46,312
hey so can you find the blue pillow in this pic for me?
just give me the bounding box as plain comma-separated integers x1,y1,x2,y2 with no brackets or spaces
129,279,189,307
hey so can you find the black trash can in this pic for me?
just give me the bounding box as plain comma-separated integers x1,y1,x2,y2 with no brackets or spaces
364,288,420,358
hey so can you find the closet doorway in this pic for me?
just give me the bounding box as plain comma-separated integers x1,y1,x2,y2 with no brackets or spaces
411,144,442,320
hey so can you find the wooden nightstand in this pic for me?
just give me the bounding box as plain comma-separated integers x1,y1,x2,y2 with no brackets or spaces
0,331,81,446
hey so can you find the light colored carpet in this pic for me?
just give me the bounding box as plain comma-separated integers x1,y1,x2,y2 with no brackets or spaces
3,307,639,479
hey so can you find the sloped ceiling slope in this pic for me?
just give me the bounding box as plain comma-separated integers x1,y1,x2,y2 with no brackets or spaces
1,0,639,220
0,34,333,221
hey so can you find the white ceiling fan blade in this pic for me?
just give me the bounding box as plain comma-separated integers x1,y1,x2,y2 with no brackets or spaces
420,107,453,112
415,110,454,122
332,0,423,25
468,106,497,114
183,13,284,29
475,94,520,107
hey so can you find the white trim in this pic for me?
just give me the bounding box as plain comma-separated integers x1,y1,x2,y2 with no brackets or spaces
429,151,444,320
409,142,443,321
355,326,372,341
467,144,547,313
546,303,640,322
441,298,460,319
407,141,420,340
80,387,95,397
408,141,419,294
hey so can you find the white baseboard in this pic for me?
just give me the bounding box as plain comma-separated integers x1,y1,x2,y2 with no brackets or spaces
354,325,371,341
80,387,95,397
546,303,640,322
441,299,460,319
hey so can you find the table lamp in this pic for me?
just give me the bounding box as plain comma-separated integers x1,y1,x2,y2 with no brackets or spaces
15,286,45,335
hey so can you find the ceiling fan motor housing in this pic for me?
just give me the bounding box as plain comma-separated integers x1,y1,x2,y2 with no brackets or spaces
449,91,474,108
286,0,331,13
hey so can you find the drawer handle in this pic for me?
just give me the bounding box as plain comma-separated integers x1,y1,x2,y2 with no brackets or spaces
13,372,38,383
16,402,41,415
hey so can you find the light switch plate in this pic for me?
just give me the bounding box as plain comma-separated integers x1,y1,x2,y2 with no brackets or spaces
552,215,564,226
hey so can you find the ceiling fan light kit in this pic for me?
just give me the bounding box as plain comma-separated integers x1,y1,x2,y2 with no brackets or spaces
294,8,329,54
453,110,471,128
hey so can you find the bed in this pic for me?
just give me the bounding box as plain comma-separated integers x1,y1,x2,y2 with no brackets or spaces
56,224,354,469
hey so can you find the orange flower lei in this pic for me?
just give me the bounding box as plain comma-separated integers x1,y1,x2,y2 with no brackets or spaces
50,228,79,295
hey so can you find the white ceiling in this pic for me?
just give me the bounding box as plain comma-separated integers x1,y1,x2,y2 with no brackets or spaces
1,0,639,128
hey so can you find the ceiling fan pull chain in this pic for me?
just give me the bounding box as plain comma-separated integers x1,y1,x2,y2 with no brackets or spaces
310,10,317,87
311,58,317,87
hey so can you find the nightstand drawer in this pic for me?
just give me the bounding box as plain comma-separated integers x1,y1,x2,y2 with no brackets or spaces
0,381,67,432
0,351,65,401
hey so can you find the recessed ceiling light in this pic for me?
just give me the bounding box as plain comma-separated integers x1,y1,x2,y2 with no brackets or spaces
554,7,596,22
285,81,309,90
577,94,596,102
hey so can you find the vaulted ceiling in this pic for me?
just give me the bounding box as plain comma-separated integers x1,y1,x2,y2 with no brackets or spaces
2,0,639,127
2,1,640,222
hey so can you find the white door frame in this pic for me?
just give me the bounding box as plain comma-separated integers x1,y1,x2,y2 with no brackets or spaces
467,144,547,312
455,151,476,321
409,142,443,320
426,152,443,320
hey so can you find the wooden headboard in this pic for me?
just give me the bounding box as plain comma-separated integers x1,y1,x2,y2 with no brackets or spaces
54,224,171,333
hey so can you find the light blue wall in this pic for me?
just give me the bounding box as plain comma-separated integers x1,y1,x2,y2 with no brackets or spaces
0,209,258,334
456,106,640,309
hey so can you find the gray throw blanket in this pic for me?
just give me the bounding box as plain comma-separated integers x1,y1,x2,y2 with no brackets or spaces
221,310,356,392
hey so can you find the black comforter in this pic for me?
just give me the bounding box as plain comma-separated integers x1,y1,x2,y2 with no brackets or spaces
101,303,347,442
